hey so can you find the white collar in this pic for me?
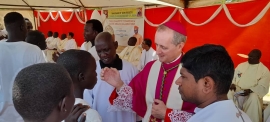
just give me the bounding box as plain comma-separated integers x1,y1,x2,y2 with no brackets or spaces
166,53,182,64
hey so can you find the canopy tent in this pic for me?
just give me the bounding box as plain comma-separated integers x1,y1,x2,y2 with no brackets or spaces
0,0,253,10
0,0,255,32
1,0,269,65
0,0,150,9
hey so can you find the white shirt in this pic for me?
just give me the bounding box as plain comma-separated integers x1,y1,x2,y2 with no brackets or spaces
47,37,60,49
42,50,48,62
0,41,46,122
187,100,252,122
57,39,68,52
80,41,92,51
64,39,77,50
45,36,54,48
137,47,158,71
74,98,102,122
84,60,138,122
88,46,99,61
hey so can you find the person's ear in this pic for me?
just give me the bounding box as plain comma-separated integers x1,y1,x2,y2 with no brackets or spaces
94,31,98,36
177,42,185,50
78,72,84,82
201,76,214,94
114,41,118,50
20,24,25,31
59,97,68,113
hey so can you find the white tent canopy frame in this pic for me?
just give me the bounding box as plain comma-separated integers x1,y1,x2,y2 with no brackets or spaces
36,1,270,28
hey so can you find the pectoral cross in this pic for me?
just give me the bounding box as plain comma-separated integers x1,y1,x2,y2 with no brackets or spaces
164,71,167,75
151,118,157,122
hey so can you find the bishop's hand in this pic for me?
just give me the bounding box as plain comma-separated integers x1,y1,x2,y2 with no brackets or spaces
101,67,124,90
151,99,167,119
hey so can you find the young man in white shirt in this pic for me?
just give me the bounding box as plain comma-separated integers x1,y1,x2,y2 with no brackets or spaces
45,31,54,47
80,19,103,61
137,38,158,71
13,63,89,122
26,30,47,62
0,12,45,122
64,32,77,50
175,44,252,122
57,50,102,122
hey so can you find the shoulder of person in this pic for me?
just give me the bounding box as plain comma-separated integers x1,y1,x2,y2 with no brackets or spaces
122,60,135,68
236,61,248,69
84,109,102,122
141,60,156,72
259,62,270,74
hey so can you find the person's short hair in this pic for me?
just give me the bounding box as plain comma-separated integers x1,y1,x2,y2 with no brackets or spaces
61,34,67,40
157,25,187,45
86,19,103,33
4,12,25,28
48,31,53,35
53,32,59,37
128,37,137,46
26,30,46,50
68,32,74,38
144,38,152,47
56,50,94,79
250,49,262,59
13,63,73,121
181,44,234,95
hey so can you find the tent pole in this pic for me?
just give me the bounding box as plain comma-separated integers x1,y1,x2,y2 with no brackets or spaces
22,0,33,10
78,0,85,8
60,0,81,7
0,4,80,8
32,10,37,30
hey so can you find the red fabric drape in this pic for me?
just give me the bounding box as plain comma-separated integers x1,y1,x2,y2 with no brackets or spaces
144,0,270,68
36,0,270,68
36,10,94,46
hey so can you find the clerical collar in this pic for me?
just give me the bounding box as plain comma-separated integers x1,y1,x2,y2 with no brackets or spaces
99,54,123,70
166,53,182,64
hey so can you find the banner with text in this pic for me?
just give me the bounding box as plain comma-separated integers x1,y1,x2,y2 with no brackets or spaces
102,7,144,46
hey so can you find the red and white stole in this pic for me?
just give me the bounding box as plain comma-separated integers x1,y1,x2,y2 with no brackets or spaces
143,60,183,122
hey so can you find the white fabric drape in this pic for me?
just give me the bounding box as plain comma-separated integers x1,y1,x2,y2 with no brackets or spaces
49,12,59,21
223,2,270,27
179,5,223,26
38,9,87,24
58,11,74,22
144,7,178,27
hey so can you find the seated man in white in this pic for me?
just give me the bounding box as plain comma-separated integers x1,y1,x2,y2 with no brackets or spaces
84,32,139,122
119,37,142,67
57,50,102,122
228,49,270,122
45,31,54,44
57,34,68,53
137,38,158,71
64,32,77,51
175,44,252,122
